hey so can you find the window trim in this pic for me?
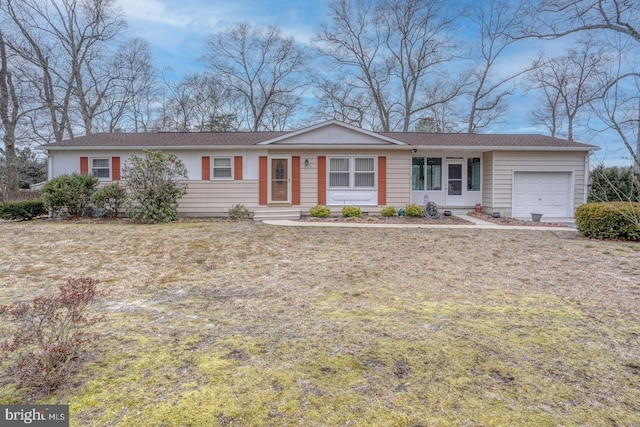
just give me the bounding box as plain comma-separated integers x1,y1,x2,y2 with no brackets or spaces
327,155,377,189
90,157,111,180
211,156,234,180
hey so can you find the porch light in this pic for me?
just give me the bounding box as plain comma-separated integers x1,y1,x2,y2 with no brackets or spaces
304,159,309,166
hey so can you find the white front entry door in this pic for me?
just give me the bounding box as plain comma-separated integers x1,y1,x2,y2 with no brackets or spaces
445,161,464,206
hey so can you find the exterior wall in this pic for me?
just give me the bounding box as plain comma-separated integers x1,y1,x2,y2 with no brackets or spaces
482,152,494,211
410,152,483,209
492,151,588,217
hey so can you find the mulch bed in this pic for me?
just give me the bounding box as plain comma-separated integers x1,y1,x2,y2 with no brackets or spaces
468,211,570,227
299,214,473,225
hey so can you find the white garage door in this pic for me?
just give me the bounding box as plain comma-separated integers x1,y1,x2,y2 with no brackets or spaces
513,172,572,218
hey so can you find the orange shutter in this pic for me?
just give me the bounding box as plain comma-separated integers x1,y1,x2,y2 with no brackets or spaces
292,156,300,206
112,157,120,181
80,157,89,175
317,156,326,205
202,157,210,180
259,156,268,205
234,156,243,180
378,156,386,206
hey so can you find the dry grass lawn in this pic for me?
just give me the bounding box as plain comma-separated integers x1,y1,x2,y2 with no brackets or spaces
0,219,639,426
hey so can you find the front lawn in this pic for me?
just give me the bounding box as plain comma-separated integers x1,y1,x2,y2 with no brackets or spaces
0,220,638,426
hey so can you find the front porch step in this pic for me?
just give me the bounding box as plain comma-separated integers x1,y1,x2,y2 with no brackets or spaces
253,209,301,221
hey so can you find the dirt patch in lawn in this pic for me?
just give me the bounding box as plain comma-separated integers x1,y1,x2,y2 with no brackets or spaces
0,220,638,426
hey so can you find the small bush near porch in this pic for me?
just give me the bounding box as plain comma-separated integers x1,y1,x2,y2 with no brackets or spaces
0,221,638,425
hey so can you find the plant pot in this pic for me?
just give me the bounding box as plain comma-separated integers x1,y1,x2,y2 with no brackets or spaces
398,209,405,217
531,213,543,222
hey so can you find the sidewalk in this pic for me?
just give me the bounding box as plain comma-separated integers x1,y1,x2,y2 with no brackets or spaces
263,214,578,231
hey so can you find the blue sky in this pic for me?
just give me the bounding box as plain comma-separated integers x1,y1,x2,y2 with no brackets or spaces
114,0,634,167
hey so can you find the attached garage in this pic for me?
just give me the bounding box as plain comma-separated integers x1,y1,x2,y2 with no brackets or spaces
512,172,573,218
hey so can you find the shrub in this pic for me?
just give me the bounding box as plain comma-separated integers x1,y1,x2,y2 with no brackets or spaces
575,202,640,240
404,203,424,217
0,199,46,220
122,150,189,223
41,173,99,218
310,205,331,218
342,205,362,218
380,206,397,217
91,183,126,218
229,204,250,219
588,165,640,203
0,278,104,394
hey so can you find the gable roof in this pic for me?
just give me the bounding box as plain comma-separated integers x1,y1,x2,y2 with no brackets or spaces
41,120,598,151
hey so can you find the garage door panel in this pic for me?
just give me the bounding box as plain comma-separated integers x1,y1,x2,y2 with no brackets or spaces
513,172,571,217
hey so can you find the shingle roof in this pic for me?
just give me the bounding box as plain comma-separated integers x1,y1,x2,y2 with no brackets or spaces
41,128,598,150
381,132,597,148
41,131,286,147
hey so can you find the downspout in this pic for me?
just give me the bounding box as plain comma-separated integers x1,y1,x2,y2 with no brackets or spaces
584,152,590,205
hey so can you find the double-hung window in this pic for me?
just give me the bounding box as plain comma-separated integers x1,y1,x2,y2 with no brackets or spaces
329,156,376,189
212,156,233,179
91,158,110,179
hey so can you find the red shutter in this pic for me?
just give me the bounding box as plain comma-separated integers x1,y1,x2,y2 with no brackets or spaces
259,156,268,205
80,157,89,175
378,156,387,206
111,157,120,181
292,156,300,206
317,156,326,205
202,157,210,180
234,156,243,181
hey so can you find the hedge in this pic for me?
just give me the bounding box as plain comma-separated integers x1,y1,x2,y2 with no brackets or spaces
575,202,640,240
0,199,47,221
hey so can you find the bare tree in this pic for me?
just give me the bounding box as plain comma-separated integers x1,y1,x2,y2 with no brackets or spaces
2,0,126,141
97,38,158,133
529,38,609,141
202,23,307,132
465,0,540,133
523,0,640,167
314,0,462,132
0,30,20,200
154,73,238,132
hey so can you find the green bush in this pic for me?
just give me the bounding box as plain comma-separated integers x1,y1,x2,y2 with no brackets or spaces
404,203,424,217
341,205,362,218
380,206,397,217
229,204,250,219
122,150,189,223
575,202,640,240
588,165,639,202
0,199,47,221
310,205,331,218
41,173,99,218
91,183,126,218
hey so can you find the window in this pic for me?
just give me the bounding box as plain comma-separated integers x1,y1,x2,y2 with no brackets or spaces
354,157,375,187
328,156,376,189
91,158,110,179
467,157,481,191
212,156,232,179
412,157,424,190
426,157,442,190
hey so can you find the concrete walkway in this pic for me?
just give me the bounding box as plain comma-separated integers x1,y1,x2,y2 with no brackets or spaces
263,214,578,231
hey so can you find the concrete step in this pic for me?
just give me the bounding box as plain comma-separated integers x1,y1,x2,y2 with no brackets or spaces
253,209,301,221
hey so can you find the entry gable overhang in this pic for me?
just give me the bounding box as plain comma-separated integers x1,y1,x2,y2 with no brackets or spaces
258,120,407,146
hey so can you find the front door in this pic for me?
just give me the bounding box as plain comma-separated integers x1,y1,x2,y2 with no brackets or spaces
270,158,289,203
446,162,464,206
